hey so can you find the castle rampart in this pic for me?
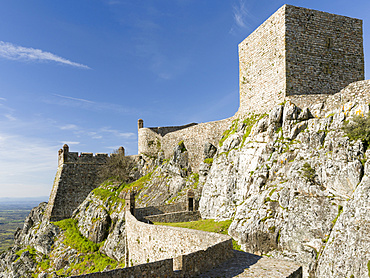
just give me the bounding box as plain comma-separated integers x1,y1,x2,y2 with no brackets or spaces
45,145,124,222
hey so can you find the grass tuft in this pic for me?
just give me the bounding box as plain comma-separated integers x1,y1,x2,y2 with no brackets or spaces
154,219,242,251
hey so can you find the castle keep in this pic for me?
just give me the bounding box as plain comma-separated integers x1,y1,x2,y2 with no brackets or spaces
238,5,364,114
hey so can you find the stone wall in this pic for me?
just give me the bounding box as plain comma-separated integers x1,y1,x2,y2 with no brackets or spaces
69,259,174,278
135,202,187,220
238,4,286,115
144,211,201,223
285,5,364,96
45,145,110,221
125,210,233,275
238,4,364,115
138,117,234,171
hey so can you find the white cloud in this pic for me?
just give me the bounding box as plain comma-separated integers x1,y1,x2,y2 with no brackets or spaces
60,124,78,130
4,114,16,121
0,134,57,198
60,141,80,145
50,93,135,114
0,41,90,69
53,94,94,104
0,97,6,101
100,127,135,138
232,0,252,29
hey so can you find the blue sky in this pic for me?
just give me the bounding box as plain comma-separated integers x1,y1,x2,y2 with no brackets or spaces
0,0,369,198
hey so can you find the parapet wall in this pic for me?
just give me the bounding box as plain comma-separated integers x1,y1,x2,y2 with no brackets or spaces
69,259,174,278
135,200,200,223
138,117,233,171
125,210,233,275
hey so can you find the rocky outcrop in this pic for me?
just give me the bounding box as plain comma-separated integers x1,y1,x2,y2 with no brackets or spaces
315,152,370,278
199,86,370,277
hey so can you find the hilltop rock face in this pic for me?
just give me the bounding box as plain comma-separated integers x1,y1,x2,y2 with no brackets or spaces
315,155,370,278
199,91,370,277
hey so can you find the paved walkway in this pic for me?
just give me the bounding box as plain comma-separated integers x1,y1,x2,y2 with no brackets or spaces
197,250,302,278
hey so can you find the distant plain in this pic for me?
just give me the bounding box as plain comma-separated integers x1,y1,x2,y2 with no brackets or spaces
0,197,48,252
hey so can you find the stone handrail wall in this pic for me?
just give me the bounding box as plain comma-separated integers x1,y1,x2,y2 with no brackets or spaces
69,259,174,278
125,210,234,276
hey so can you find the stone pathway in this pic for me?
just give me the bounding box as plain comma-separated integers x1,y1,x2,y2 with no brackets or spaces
197,250,302,278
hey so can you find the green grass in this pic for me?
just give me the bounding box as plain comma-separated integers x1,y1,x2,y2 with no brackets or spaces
92,171,154,208
301,162,315,182
219,119,239,147
331,205,343,226
53,218,102,253
187,173,199,189
204,158,214,164
123,172,153,194
241,113,268,147
52,218,120,276
154,219,242,251
55,253,120,277
343,112,370,146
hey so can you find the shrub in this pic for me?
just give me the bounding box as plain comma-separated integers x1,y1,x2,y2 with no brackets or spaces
204,158,213,164
343,112,370,146
98,149,135,183
301,162,315,182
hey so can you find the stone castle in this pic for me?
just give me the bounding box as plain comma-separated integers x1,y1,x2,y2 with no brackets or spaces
46,4,364,222
137,4,364,171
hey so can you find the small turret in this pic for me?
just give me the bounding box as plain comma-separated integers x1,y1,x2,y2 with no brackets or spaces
125,191,135,215
138,119,144,129
58,144,70,165
118,146,125,156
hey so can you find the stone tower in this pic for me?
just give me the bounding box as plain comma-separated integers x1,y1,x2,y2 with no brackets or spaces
238,4,364,114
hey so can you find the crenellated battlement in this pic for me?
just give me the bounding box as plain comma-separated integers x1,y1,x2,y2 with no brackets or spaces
58,144,124,166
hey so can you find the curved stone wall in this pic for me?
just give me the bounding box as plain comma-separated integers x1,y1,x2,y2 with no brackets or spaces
125,210,233,275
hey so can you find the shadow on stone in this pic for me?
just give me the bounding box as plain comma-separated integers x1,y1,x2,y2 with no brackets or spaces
197,250,261,277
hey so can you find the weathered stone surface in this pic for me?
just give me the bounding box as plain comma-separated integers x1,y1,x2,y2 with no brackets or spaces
204,142,217,159
200,97,369,277
315,155,370,278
